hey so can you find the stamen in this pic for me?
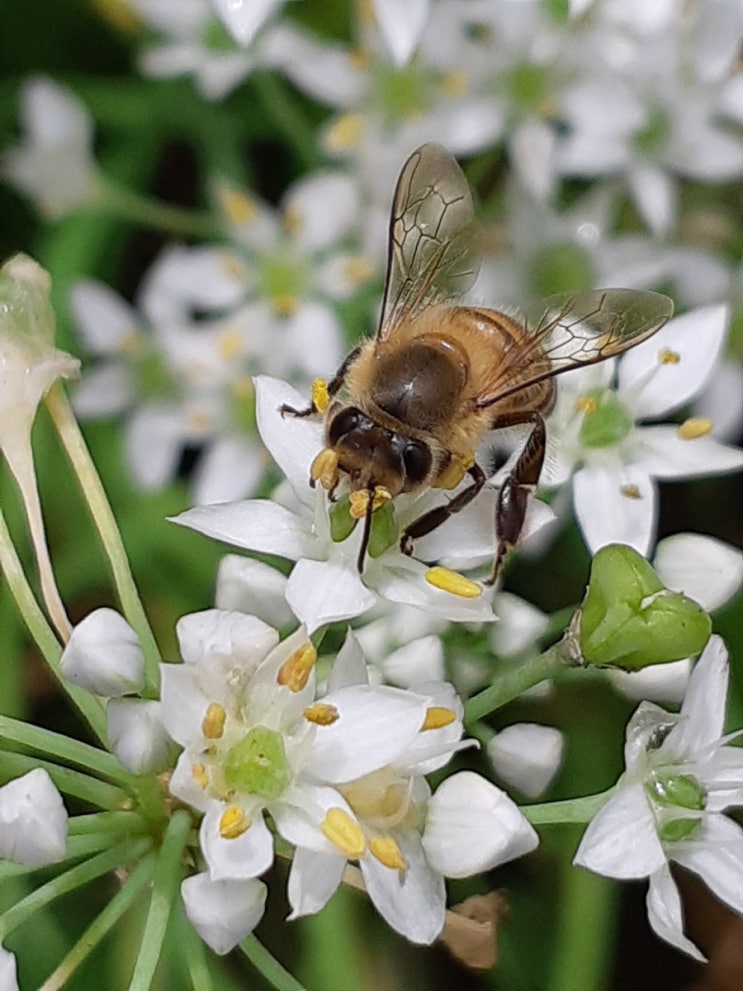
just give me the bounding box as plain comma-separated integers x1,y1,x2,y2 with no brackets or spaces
311,378,330,414
283,203,301,237
191,763,209,789
303,702,340,726
219,804,251,839
575,395,598,414
273,294,298,317
277,642,317,692
343,257,374,286
425,566,482,598
202,702,227,740
422,706,457,730
311,448,339,490
216,187,257,226
621,484,641,499
678,417,713,440
369,836,407,870
440,70,469,97
325,113,364,153
218,329,242,361
659,348,681,365
349,486,391,519
321,808,366,858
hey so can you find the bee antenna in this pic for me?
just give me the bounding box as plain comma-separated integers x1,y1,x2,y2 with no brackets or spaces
356,487,375,574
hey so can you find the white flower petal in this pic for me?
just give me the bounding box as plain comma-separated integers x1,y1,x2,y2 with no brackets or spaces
272,786,352,854
215,555,293,629
70,281,139,355
254,376,323,503
0,945,19,991
176,609,278,669
327,629,369,692
107,699,170,775
192,436,265,506
573,464,656,555
181,872,266,955
661,636,728,759
372,563,496,623
60,608,145,697
201,805,274,880
490,593,548,657
307,685,429,783
172,500,321,561
654,533,743,612
126,405,183,490
381,635,444,688
422,771,538,879
282,303,344,380
0,769,67,866
373,0,430,65
573,784,666,879
646,865,705,961
361,830,446,945
510,118,557,201
608,659,692,706
670,814,743,918
73,364,133,418
169,751,210,812
628,164,676,237
286,557,377,634
487,724,564,799
282,171,358,251
287,848,345,918
632,426,743,480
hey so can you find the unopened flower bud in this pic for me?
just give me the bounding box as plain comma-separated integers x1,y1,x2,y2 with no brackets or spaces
61,608,145,697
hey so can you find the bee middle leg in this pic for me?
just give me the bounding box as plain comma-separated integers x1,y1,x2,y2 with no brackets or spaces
486,411,546,586
400,463,486,555
280,345,361,418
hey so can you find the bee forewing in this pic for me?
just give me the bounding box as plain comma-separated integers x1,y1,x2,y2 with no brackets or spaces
377,142,481,341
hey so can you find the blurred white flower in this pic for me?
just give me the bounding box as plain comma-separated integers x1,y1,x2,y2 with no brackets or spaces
0,769,68,867
3,77,97,218
210,0,284,46
372,0,431,67
575,636,743,961
61,608,145,697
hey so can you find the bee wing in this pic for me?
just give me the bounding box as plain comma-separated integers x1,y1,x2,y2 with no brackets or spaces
478,288,674,408
377,143,480,342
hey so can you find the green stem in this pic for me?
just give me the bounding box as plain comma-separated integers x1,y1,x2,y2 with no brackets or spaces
0,831,145,882
251,72,321,172
0,510,107,743
44,384,161,694
521,786,617,826
179,903,213,991
0,715,135,788
0,836,152,940
240,936,308,991
464,640,574,723
37,851,157,991
68,811,148,836
129,810,193,991
0,751,130,809
95,175,220,240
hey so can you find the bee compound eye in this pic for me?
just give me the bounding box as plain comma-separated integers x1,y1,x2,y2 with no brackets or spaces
328,407,362,445
402,440,433,483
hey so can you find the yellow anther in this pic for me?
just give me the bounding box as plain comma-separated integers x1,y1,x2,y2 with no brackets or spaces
343,256,374,286
283,202,302,237
221,254,246,280
433,451,474,490
191,762,209,789
303,702,340,726
216,186,258,227
321,808,366,859
440,70,469,97
678,417,713,440
277,642,317,692
349,486,392,519
421,706,457,731
219,804,251,840
425,566,482,599
659,347,681,365
324,113,364,154
187,409,214,433
311,378,330,414
218,329,243,361
576,395,598,415
349,48,370,71
119,328,141,355
621,484,641,499
369,836,407,870
202,702,226,740
311,447,340,490
272,294,298,317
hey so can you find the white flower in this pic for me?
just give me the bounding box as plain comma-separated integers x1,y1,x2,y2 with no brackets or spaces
107,699,170,775
3,77,97,218
0,945,19,991
487,724,564,799
0,769,68,867
60,609,145,697
210,0,284,46
181,871,267,954
173,376,537,631
371,0,431,66
542,305,743,556
574,636,743,960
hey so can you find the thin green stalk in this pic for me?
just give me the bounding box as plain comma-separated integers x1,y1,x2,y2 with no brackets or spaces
177,901,213,991
0,836,152,940
0,715,135,788
521,787,617,826
96,175,220,240
0,832,145,882
0,509,107,743
68,811,148,836
44,384,161,693
38,851,157,991
129,809,193,991
240,936,308,991
0,751,130,809
464,639,574,723
251,72,321,172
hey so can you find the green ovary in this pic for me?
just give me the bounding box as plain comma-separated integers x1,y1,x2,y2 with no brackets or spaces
223,727,291,800
579,389,634,448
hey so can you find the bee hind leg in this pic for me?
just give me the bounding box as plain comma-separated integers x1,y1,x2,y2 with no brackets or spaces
400,463,486,555
485,412,546,585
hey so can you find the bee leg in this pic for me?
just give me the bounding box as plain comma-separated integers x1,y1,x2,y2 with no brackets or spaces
486,412,546,585
400,463,486,555
280,345,362,418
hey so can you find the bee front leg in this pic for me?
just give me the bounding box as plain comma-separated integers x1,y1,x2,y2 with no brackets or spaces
486,412,546,585
280,345,362,419
400,463,486,555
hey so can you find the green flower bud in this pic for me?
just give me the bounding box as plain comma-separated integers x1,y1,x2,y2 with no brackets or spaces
223,726,291,800
578,544,712,670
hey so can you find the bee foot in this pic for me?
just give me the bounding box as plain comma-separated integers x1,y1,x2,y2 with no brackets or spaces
400,535,414,556
280,403,316,419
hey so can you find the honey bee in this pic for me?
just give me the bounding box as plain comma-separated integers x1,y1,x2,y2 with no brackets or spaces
282,143,673,582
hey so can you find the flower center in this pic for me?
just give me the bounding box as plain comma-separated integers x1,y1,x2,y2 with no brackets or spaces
647,771,707,842
223,726,291,800
529,242,594,298
578,388,634,448
374,63,435,123
259,252,308,316
340,768,413,830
